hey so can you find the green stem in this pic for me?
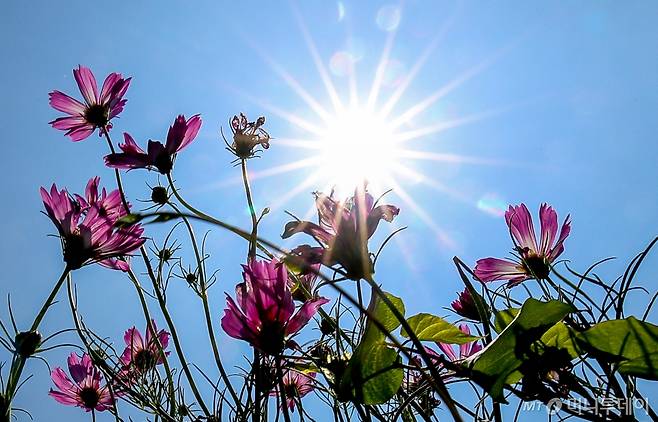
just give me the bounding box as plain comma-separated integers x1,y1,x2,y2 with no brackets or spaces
3,265,70,415
126,269,177,417
103,130,209,416
275,356,292,422
363,275,463,422
168,203,242,413
240,159,259,260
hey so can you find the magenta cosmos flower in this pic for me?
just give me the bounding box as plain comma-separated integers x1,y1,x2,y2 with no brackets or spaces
49,352,114,412
435,324,482,362
120,321,170,373
104,114,201,174
474,203,571,287
49,65,131,141
451,288,485,322
41,177,145,270
271,370,316,412
221,258,329,355
282,189,399,280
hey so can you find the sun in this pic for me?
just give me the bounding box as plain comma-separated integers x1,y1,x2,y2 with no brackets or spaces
315,107,400,197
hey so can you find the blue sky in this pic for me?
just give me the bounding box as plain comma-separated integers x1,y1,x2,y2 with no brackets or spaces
1,1,657,420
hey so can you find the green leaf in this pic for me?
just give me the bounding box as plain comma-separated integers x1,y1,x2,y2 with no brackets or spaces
115,213,144,227
360,292,405,348
495,309,579,358
401,313,479,344
576,317,658,380
341,343,403,405
467,299,575,401
494,308,519,333
538,322,579,359
339,291,405,404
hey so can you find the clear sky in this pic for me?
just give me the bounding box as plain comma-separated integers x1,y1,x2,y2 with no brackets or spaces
1,1,657,420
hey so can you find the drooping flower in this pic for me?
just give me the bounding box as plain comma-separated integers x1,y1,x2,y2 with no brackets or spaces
435,325,482,362
474,203,571,286
271,370,316,412
120,321,170,373
40,177,145,271
221,258,329,355
451,288,489,322
49,65,131,141
282,188,399,280
104,114,202,174
223,113,270,160
49,352,114,412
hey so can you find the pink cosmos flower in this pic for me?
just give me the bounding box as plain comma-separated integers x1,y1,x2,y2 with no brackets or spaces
451,288,483,321
435,325,482,362
221,258,329,355
104,114,201,174
474,203,571,287
282,188,399,280
40,177,145,270
49,65,131,141
271,370,316,412
120,321,170,373
49,352,114,412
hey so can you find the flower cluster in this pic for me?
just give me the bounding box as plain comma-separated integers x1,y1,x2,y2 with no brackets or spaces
40,177,144,271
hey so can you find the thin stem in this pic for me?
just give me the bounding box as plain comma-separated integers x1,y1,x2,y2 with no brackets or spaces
3,265,70,412
363,275,463,422
126,269,177,417
240,159,259,260
275,357,292,422
102,130,210,416
168,202,242,412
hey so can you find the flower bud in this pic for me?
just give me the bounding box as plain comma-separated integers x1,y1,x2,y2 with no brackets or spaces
151,186,169,205
15,330,41,358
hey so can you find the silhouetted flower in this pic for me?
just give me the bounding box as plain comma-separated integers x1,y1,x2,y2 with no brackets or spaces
40,178,145,270
271,369,316,412
104,114,201,174
474,203,571,286
49,353,114,412
223,113,270,160
451,288,488,322
282,188,399,280
49,65,130,141
120,321,170,373
436,325,482,361
221,259,329,355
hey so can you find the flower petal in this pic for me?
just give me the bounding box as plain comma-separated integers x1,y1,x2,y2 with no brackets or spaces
73,65,99,105
505,204,538,253
474,257,526,283
49,90,86,115
286,297,330,336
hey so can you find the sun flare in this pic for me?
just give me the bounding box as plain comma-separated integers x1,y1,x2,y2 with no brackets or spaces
316,107,400,196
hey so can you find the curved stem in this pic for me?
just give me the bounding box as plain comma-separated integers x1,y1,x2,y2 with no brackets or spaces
3,265,70,414
126,269,177,417
240,159,259,260
275,356,292,422
168,203,242,412
363,275,463,422
102,130,210,416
